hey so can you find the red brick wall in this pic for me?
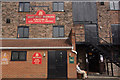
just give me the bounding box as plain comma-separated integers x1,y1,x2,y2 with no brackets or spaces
2,49,77,79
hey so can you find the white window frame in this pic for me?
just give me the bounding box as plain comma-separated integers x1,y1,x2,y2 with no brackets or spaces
110,1,120,10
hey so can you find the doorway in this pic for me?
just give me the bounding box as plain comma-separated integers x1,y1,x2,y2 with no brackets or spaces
48,51,67,79
88,52,100,72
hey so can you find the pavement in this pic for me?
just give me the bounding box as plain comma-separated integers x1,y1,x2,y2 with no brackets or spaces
85,76,120,80
1,76,120,80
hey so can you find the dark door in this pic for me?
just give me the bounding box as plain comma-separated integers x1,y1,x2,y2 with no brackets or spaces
85,24,99,44
48,51,67,79
111,24,120,45
88,52,100,72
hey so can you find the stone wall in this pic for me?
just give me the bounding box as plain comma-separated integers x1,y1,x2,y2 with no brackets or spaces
2,2,73,38
107,63,120,76
97,2,120,43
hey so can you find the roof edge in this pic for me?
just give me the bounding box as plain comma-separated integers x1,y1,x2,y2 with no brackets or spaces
0,38,69,40
0,47,72,49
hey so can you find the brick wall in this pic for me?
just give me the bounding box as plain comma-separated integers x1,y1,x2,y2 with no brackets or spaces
107,63,120,76
2,49,77,79
97,2,120,43
2,2,73,38
0,1,2,79
73,2,120,43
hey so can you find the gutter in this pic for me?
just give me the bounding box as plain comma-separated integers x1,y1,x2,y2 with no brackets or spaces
71,46,77,54
0,47,72,49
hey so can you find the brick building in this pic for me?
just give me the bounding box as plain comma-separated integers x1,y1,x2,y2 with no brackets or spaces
0,0,120,79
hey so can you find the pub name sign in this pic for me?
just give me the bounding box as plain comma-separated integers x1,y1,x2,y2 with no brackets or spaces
26,10,56,24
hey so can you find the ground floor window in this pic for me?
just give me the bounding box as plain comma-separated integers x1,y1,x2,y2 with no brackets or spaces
11,51,27,61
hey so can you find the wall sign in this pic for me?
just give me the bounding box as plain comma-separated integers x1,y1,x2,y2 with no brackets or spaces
2,53,8,65
26,10,56,24
32,53,42,64
69,57,74,64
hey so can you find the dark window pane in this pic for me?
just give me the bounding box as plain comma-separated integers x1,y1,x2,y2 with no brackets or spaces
100,2,104,5
11,52,19,61
53,26,59,37
19,3,24,11
24,27,29,38
58,3,64,11
19,52,26,61
18,27,24,38
53,3,58,11
6,19,10,23
59,27,64,37
24,3,30,12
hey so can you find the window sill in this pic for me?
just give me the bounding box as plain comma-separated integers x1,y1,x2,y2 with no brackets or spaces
53,11,65,13
108,10,120,11
10,60,26,61
18,11,30,13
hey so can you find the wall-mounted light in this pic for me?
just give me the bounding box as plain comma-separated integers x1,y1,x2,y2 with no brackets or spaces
23,18,26,21
43,53,46,57
56,17,60,21
69,53,71,57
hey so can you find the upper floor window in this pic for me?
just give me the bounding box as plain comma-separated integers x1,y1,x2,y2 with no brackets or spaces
110,1,120,10
53,2,64,12
19,2,30,12
11,51,27,61
100,2,104,5
17,26,29,38
53,26,64,38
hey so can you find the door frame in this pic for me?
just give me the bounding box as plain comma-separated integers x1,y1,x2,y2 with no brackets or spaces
47,50,67,79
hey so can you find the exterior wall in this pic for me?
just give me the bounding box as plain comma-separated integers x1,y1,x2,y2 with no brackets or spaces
74,24,85,42
97,2,120,43
2,49,77,79
107,63,120,76
0,1,2,79
74,2,120,44
2,2,73,38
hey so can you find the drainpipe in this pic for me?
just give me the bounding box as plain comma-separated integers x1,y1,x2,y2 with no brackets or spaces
71,46,77,54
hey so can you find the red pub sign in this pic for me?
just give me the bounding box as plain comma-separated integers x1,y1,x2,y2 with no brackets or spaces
26,10,56,24
32,53,42,64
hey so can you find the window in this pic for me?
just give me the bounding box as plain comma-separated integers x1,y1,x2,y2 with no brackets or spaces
72,2,97,23
11,51,27,61
6,18,10,23
110,1,120,10
53,2,64,12
17,26,29,38
53,26,64,38
19,2,30,12
100,2,104,5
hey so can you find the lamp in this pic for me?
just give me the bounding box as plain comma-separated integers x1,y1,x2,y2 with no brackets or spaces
43,53,46,57
69,53,71,57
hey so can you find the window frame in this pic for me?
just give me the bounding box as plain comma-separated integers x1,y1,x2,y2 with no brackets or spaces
11,51,27,61
52,2,64,12
53,26,64,38
18,2,30,12
110,1,120,10
17,26,29,38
